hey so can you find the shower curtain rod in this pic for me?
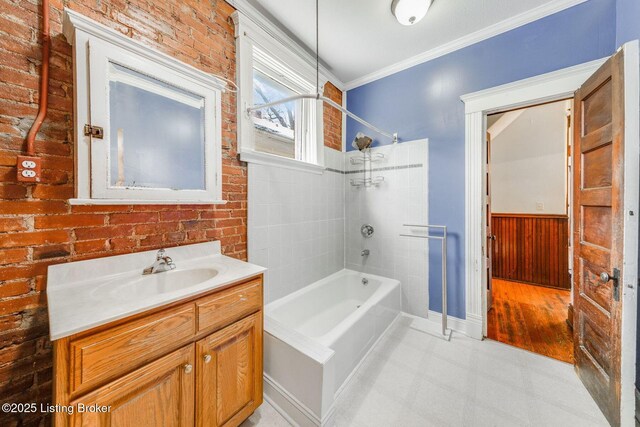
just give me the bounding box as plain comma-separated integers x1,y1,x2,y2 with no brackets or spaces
247,93,399,143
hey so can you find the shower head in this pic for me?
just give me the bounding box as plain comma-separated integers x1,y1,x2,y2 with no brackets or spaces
352,132,373,151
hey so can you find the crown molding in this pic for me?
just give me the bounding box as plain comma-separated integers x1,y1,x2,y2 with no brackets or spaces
62,8,228,91
344,0,589,90
225,0,345,91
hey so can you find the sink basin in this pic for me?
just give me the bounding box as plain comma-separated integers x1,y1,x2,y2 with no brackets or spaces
91,268,219,301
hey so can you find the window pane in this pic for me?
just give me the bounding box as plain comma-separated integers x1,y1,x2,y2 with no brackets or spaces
252,69,296,159
108,63,206,190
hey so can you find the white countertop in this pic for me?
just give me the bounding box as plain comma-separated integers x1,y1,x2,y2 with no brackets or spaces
46,241,266,340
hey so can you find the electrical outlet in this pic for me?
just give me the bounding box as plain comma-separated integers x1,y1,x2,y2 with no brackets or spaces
16,155,42,183
536,202,544,212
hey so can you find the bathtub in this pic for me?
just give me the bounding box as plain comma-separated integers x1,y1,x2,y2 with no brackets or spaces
263,269,401,426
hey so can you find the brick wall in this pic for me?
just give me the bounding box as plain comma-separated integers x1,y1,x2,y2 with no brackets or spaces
0,1,243,425
323,81,343,151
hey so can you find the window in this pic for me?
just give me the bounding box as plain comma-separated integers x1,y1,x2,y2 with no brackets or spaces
63,9,226,204
233,12,325,173
252,68,297,158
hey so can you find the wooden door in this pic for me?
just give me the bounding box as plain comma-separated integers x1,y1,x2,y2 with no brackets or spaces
196,312,263,427
69,345,195,426
486,132,494,311
572,48,634,426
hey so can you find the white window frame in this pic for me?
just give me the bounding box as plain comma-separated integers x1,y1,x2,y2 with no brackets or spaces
232,11,326,174
63,9,226,204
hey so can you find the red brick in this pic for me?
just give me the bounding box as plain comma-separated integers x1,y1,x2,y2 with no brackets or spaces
0,281,31,299
110,212,159,224
0,220,24,237
159,210,198,222
74,225,134,240
34,214,105,229
0,248,28,265
32,244,71,260
0,201,67,215
0,230,69,248
74,239,107,254
0,294,42,316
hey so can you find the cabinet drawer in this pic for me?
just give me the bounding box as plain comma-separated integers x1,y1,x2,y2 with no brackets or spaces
69,304,196,394
197,278,262,333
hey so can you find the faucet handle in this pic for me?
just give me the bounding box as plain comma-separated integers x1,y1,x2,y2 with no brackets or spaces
156,248,166,260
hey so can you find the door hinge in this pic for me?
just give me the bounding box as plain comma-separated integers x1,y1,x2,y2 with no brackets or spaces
84,124,104,139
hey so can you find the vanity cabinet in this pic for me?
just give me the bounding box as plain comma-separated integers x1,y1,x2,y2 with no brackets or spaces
53,275,263,427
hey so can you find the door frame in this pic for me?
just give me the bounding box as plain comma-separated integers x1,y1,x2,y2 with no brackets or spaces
461,43,639,426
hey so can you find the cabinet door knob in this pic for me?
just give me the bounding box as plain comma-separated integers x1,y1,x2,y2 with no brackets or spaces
203,354,212,364
183,364,193,374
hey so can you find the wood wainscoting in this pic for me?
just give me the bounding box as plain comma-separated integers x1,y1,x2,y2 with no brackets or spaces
491,213,570,289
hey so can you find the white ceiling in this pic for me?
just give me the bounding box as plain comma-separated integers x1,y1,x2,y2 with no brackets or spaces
247,0,578,87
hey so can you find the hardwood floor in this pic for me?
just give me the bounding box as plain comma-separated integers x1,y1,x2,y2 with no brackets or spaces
487,278,574,363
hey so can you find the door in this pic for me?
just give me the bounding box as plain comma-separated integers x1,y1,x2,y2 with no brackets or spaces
486,132,494,311
69,345,195,426
196,312,263,427
572,45,638,426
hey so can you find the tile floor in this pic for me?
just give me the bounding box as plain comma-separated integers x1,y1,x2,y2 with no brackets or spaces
242,315,607,427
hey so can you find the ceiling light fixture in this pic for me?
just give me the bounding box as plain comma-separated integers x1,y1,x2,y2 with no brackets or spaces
391,0,433,26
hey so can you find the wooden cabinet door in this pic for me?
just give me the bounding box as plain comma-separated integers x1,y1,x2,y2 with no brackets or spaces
69,345,195,427
196,312,263,427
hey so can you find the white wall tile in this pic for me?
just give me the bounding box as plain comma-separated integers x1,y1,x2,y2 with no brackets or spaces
247,147,346,304
345,140,429,318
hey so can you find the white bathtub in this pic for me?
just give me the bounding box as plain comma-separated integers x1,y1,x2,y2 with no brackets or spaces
263,269,401,426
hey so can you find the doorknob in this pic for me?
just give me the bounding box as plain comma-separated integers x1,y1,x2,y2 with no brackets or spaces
599,268,621,301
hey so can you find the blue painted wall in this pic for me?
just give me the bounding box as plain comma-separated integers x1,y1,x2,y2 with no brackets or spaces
346,0,616,319
616,0,640,46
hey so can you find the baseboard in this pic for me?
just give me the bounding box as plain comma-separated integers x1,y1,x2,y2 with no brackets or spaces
263,374,337,427
424,309,483,339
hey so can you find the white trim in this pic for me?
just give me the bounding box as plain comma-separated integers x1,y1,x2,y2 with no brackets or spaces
620,40,640,427
68,198,226,205
63,8,224,203
63,9,227,91
225,0,344,90
232,11,326,168
461,58,608,113
239,150,325,175
461,58,606,341
341,90,347,153
345,0,588,90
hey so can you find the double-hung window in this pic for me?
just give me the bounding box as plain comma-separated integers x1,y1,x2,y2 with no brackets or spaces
233,12,325,172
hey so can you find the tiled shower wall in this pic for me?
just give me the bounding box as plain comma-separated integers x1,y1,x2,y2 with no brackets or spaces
345,140,430,318
248,147,345,303
248,141,429,316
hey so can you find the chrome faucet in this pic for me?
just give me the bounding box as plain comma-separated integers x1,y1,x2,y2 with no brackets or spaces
361,249,370,256
143,249,176,275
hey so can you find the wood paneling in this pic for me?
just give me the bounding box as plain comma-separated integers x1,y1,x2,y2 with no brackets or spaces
487,279,573,363
491,213,570,289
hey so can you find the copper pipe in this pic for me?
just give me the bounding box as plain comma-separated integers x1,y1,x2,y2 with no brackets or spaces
25,0,50,156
